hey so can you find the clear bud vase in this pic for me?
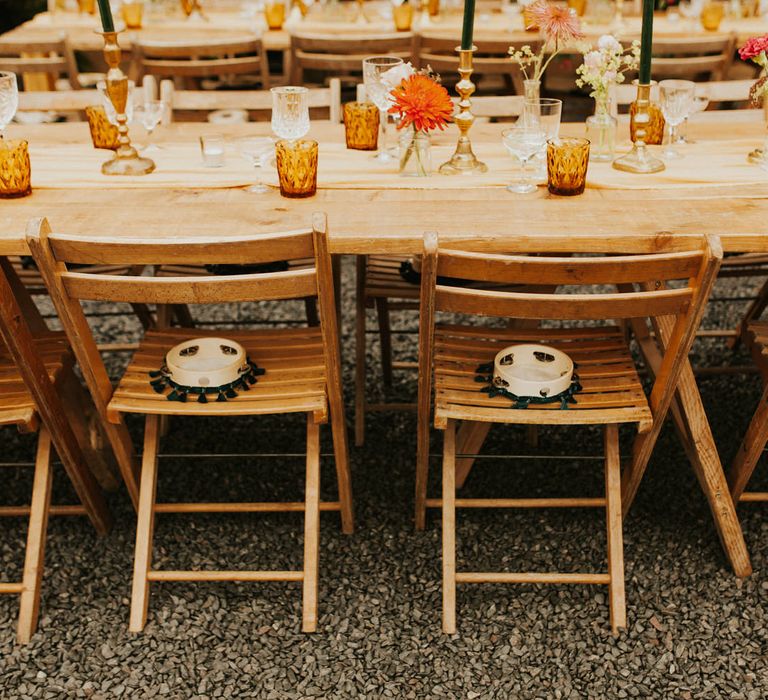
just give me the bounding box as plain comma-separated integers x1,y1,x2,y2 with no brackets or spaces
398,129,431,177
523,78,541,103
585,96,617,162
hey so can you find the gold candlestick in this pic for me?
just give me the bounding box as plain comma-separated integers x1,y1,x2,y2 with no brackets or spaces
439,47,487,175
612,82,664,174
99,30,155,176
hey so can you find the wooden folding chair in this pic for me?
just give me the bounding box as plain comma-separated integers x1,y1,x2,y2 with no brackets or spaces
727,321,768,504
0,35,80,91
27,214,353,634
415,234,721,634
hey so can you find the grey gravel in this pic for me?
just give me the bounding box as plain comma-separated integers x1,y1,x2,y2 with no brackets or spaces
0,260,767,698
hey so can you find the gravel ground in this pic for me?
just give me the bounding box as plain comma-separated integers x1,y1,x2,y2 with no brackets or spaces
0,261,767,699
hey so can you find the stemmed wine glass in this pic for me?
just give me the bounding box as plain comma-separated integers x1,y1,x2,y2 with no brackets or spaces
237,136,275,194
136,99,164,152
659,79,695,159
502,126,546,194
271,86,310,142
0,72,19,138
678,85,710,145
362,55,404,163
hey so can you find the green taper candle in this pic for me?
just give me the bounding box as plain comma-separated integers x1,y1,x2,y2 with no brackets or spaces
97,0,115,32
638,0,654,83
460,0,476,51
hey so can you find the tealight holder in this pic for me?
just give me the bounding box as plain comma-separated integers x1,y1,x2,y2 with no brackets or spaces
121,1,144,29
0,139,32,199
547,137,590,196
85,105,120,150
97,30,155,176
612,82,665,174
393,2,414,31
343,102,380,150
439,47,487,175
275,139,318,198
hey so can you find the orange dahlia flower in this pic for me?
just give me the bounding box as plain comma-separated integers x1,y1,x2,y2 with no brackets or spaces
388,74,453,133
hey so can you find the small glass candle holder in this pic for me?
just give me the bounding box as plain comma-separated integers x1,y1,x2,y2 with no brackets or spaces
700,1,724,29
264,2,286,29
546,137,590,196
393,2,414,30
0,139,32,199
85,105,120,150
200,135,225,167
275,139,318,198
428,0,439,16
77,0,96,13
121,1,145,29
343,102,380,151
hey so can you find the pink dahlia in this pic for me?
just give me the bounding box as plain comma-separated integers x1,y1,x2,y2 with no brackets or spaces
739,34,768,62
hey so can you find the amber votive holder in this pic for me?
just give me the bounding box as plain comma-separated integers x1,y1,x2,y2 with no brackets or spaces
85,105,120,150
343,102,380,151
265,2,286,29
121,1,145,29
546,137,590,197
77,0,96,13
393,2,414,30
0,139,32,199
275,139,318,198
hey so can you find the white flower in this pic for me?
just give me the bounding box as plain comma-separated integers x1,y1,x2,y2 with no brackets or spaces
597,34,622,53
380,62,415,90
583,50,603,70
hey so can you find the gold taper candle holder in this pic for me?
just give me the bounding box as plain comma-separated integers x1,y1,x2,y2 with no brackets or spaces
439,47,487,175
98,30,155,176
612,82,664,174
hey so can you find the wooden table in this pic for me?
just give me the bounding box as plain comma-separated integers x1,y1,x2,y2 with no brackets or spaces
0,113,764,579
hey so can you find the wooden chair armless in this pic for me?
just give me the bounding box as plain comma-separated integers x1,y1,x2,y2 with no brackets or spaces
0,35,80,91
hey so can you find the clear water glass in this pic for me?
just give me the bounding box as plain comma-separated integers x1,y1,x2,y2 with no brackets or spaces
237,136,275,194
270,86,310,141
362,55,404,162
679,85,710,144
660,79,695,159
523,98,562,176
0,72,19,135
138,99,164,152
502,126,546,194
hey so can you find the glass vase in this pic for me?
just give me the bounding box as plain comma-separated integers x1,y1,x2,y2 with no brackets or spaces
398,129,431,177
747,76,768,166
523,79,541,102
585,97,617,162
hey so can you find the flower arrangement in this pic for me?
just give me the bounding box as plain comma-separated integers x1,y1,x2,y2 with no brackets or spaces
739,34,768,105
576,35,640,110
509,0,585,83
387,71,453,175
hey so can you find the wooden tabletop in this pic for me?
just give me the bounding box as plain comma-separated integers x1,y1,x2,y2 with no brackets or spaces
1,113,766,257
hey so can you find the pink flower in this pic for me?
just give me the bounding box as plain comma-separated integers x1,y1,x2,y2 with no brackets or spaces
583,50,602,69
739,34,768,61
525,0,584,47
597,34,622,53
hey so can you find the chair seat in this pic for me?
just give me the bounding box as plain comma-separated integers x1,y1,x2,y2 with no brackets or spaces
0,332,71,430
433,325,653,431
108,327,328,422
718,253,768,278
364,255,420,302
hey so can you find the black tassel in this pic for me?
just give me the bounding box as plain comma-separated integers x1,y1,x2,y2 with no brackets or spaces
148,370,163,378
225,387,238,399
217,392,227,402
197,392,208,404
178,392,187,403
167,390,179,401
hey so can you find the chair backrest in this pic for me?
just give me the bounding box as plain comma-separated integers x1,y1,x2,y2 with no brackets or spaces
613,78,754,110
164,77,342,122
26,213,341,421
0,36,79,90
17,89,99,113
417,234,721,421
289,32,416,85
132,36,269,89
622,34,736,82
417,35,540,95
463,95,525,119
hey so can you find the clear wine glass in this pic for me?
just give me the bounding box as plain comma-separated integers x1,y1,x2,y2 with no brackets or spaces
270,86,310,142
678,0,702,29
679,85,710,144
137,99,164,152
362,55,404,162
502,126,546,194
0,72,19,137
237,136,275,194
659,79,695,159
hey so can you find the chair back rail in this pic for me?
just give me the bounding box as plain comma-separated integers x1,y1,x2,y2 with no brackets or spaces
17,89,99,112
613,78,754,107
0,36,80,90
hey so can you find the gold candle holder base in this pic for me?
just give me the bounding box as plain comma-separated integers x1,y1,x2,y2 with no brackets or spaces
98,30,155,177
612,82,664,174
439,47,487,175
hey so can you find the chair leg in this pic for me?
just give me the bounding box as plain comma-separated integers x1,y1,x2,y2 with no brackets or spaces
302,416,321,633
354,256,367,447
728,381,768,502
129,414,160,633
415,391,432,531
729,278,768,351
604,424,626,635
16,427,54,645
304,298,320,327
375,297,393,387
442,420,457,634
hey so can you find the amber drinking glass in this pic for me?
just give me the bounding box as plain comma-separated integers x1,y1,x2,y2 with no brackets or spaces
393,2,414,30
121,1,144,28
85,105,120,150
77,0,96,13
343,102,380,150
546,137,590,196
0,140,32,199
275,139,318,198
265,2,287,29
700,1,724,29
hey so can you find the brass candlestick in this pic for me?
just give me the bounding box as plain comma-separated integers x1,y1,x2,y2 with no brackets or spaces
99,30,155,176
612,82,664,174
439,47,487,175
